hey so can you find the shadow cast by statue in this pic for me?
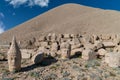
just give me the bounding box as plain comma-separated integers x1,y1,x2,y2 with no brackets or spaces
70,51,82,59
21,56,58,72
0,59,7,61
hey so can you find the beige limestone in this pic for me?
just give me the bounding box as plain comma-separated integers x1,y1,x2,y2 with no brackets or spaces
20,49,33,59
61,49,70,59
51,42,58,52
7,37,22,72
105,52,120,67
82,49,96,60
98,49,107,56
103,41,115,48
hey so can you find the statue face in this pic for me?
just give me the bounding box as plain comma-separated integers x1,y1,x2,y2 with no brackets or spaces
10,56,16,66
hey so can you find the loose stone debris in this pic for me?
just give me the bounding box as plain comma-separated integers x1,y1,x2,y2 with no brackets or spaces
0,33,120,80
5,33,120,68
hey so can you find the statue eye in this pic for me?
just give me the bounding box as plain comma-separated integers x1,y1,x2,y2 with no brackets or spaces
11,56,16,61
11,57,14,60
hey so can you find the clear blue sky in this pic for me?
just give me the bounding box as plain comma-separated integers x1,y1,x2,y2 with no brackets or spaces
0,0,120,33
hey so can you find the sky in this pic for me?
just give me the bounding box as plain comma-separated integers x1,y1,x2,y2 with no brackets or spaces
0,0,120,34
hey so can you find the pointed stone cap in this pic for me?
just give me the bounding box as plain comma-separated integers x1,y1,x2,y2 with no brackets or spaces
8,36,21,56
7,36,22,72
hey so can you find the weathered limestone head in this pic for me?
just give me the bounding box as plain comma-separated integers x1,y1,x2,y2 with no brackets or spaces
7,36,22,72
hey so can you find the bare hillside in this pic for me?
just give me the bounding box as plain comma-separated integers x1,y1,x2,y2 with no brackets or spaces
1,3,120,44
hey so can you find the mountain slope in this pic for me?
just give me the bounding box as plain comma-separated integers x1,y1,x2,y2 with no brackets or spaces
1,3,120,44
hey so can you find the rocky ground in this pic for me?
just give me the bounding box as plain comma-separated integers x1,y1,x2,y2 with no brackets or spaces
0,57,120,80
0,33,120,80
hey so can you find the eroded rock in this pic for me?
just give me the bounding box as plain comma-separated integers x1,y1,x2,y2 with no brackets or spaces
82,49,96,60
7,37,22,72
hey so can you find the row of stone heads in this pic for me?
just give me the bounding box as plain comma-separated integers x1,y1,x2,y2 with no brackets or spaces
38,33,120,42
18,33,120,49
7,35,120,72
34,33,120,51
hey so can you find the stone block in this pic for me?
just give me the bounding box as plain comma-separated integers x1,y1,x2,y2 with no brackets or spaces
63,34,70,38
21,49,33,59
82,49,96,60
105,52,120,68
60,42,71,50
40,42,48,47
94,41,103,50
61,49,70,59
103,41,115,48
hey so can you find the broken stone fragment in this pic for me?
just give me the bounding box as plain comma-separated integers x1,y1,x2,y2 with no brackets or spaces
105,52,120,68
82,49,96,60
51,42,58,52
31,52,44,64
34,41,41,47
70,34,75,38
100,34,111,41
60,42,71,50
7,36,22,72
46,33,52,41
71,44,82,50
63,34,70,39
94,41,103,50
103,41,115,48
105,52,112,64
97,48,107,56
40,42,48,47
83,43,96,51
20,49,33,59
0,53,6,60
39,36,46,42
37,46,50,55
50,52,57,57
60,49,70,59
72,38,80,44
51,33,57,42
114,46,120,52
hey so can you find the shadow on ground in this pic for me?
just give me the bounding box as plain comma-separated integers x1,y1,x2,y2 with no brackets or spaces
21,56,58,72
0,59,7,61
70,51,82,59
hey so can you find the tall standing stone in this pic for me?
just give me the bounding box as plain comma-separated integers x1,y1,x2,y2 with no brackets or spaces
7,37,22,72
